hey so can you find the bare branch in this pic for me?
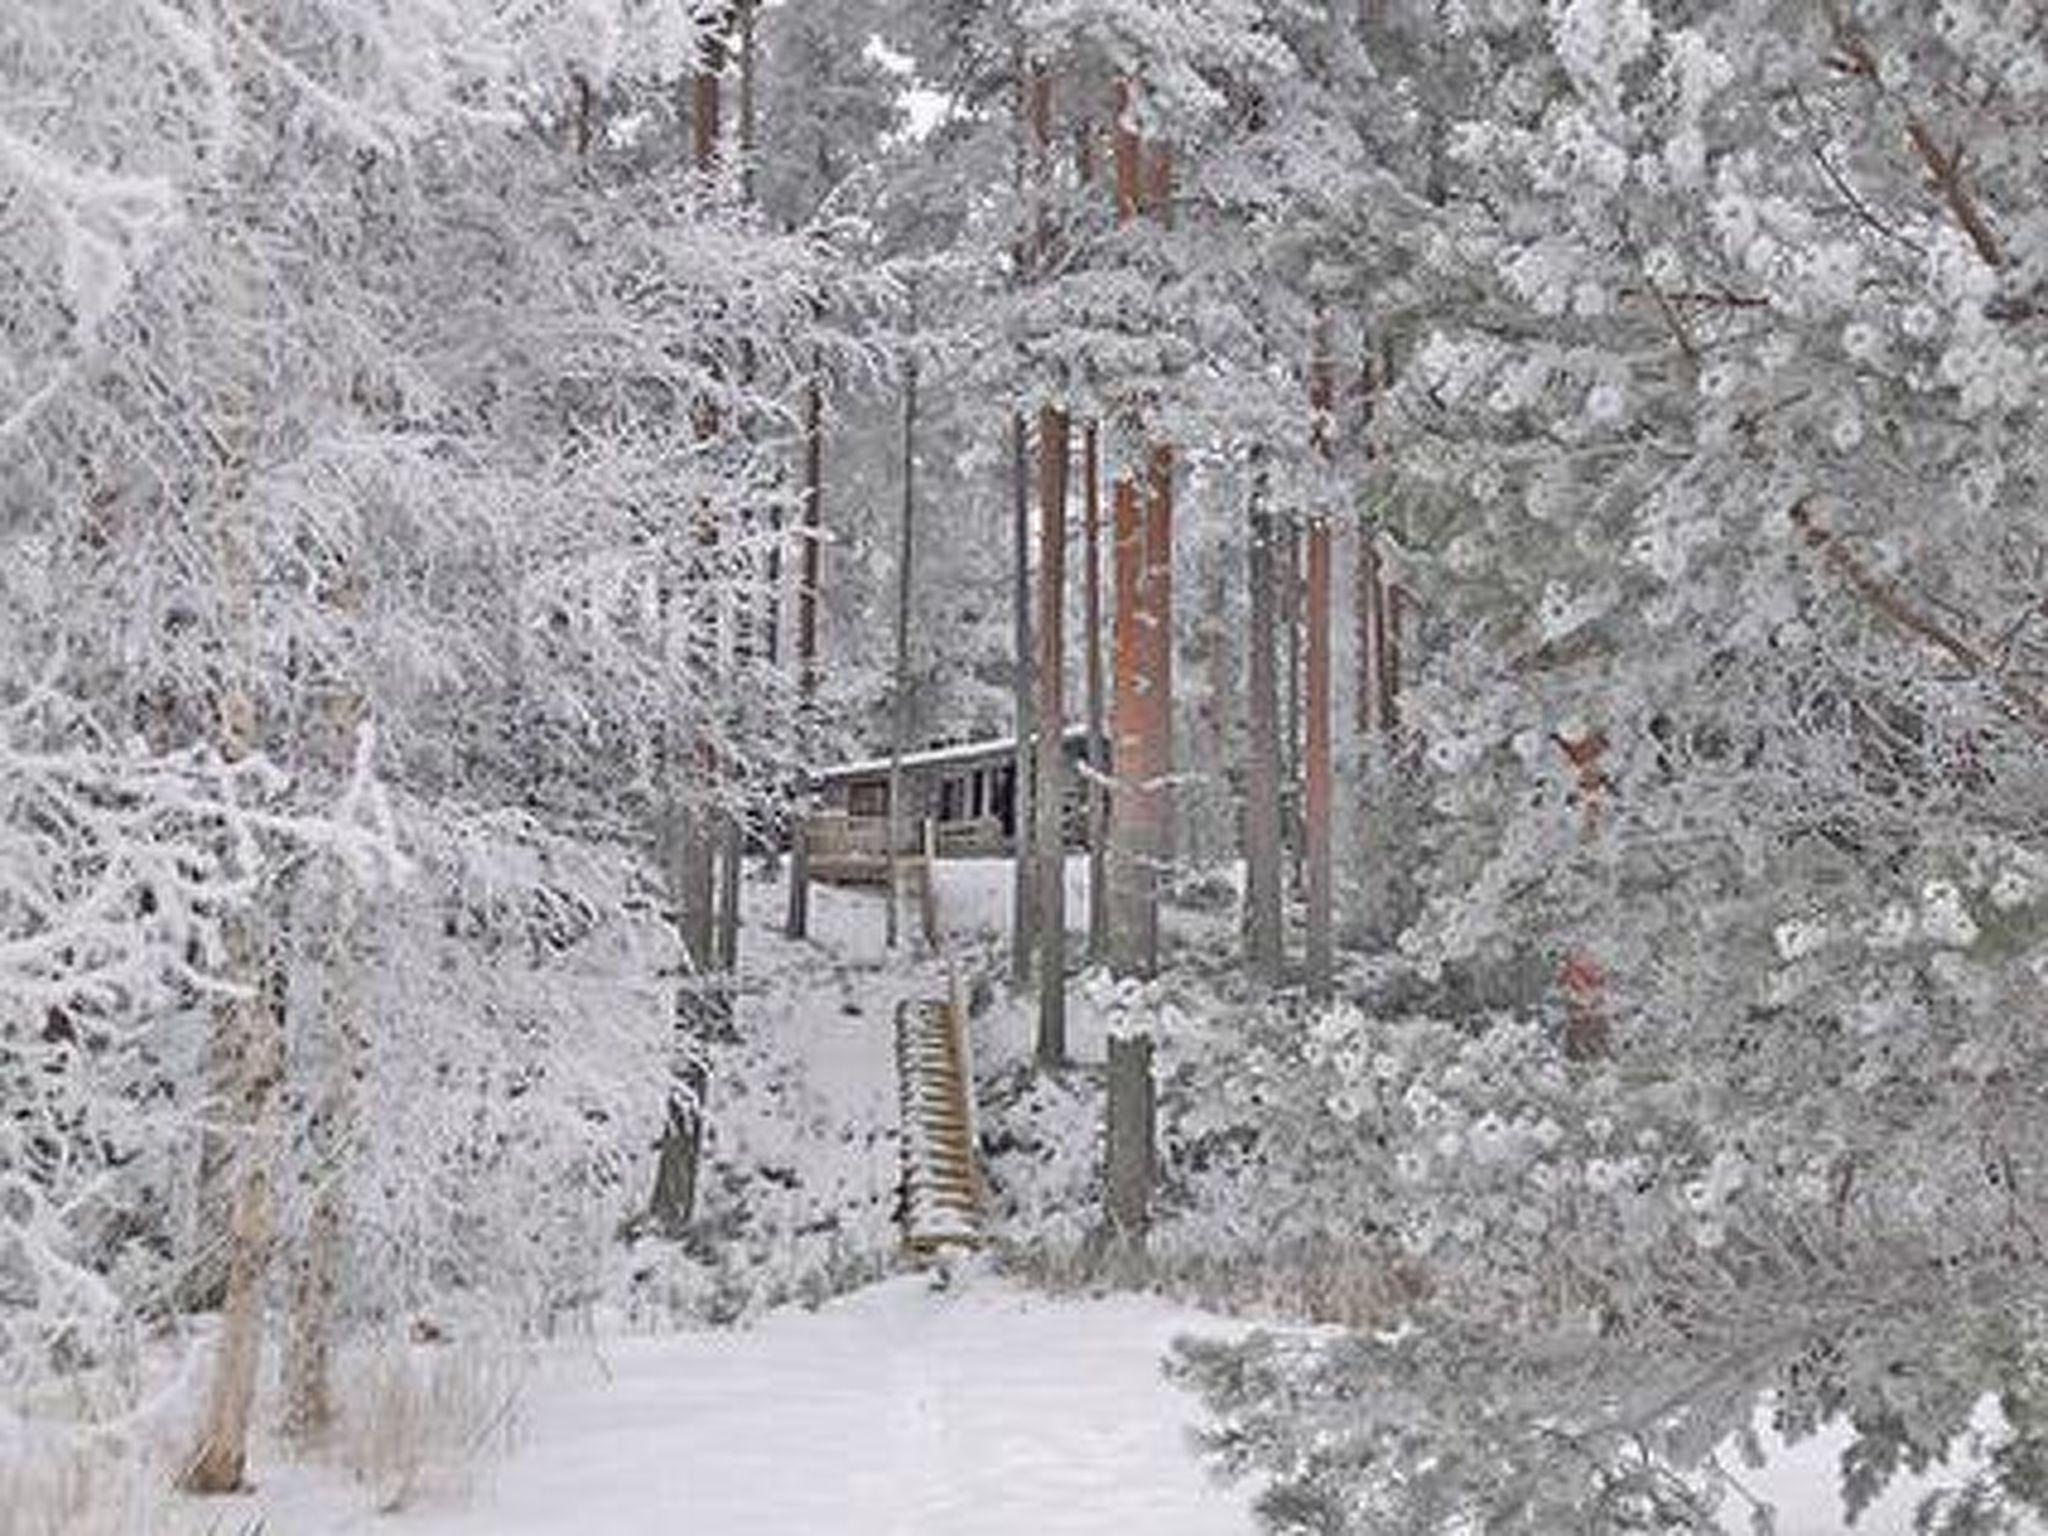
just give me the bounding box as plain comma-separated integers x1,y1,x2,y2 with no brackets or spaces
1789,498,2048,742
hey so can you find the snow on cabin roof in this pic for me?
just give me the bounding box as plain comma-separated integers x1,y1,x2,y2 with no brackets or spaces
814,724,1089,784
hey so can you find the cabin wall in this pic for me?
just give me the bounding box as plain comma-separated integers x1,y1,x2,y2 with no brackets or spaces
803,736,1102,882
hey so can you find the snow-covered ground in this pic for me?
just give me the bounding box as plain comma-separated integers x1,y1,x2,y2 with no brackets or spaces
9,861,2036,1536
161,1275,1255,1536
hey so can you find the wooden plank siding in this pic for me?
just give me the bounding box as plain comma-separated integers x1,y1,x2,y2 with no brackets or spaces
803,726,1097,885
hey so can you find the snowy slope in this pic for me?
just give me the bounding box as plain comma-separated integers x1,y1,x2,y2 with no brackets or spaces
189,1276,1255,1536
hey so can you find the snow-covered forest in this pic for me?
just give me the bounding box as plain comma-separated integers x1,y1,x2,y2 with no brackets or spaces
4,1,2047,1531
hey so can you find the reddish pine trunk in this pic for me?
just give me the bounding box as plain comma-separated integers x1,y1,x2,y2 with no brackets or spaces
1105,80,1175,979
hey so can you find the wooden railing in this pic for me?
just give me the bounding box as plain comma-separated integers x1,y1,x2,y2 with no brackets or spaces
894,994,985,1255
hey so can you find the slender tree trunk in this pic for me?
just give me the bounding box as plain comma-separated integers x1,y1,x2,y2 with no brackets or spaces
1034,404,1069,1065
282,863,356,1445
1082,423,1108,962
1141,435,1175,935
186,915,276,1492
186,215,275,1492
1143,144,1178,926
1025,62,1068,1063
1357,348,1398,743
1007,53,1040,992
1559,730,1610,1060
1109,460,1149,976
736,0,756,202
784,365,824,939
1068,111,1109,966
1243,448,1284,987
1303,522,1334,1002
1359,533,1386,737
1304,313,1336,1003
691,23,723,180
888,339,917,951
1280,516,1303,894
693,12,742,1004
282,550,366,1445
1009,411,1037,987
650,16,730,1236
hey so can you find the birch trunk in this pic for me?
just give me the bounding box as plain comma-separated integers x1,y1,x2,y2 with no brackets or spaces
185,178,275,1491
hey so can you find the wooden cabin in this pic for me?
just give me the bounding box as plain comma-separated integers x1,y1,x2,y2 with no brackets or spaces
803,726,1097,884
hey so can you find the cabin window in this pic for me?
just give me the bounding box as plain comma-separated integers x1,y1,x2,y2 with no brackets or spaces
848,781,888,818
992,763,1015,836
971,771,986,819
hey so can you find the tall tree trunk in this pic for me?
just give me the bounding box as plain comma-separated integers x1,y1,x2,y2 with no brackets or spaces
736,0,756,203
784,364,824,939
1303,522,1334,1002
185,210,275,1492
1026,61,1067,1064
1359,533,1388,737
1082,423,1108,962
1007,51,1040,992
1356,348,1398,743
1009,410,1037,987
283,553,366,1445
1142,144,1178,926
1068,112,1109,967
1106,78,1173,980
1109,458,1150,977
1034,404,1069,1065
695,10,742,1002
888,337,918,951
1243,447,1284,987
1101,78,1171,1261
1280,516,1303,894
282,862,357,1445
1304,314,1336,1003
650,14,730,1237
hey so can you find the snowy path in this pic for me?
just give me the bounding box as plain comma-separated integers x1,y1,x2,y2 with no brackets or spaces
250,1276,1253,1536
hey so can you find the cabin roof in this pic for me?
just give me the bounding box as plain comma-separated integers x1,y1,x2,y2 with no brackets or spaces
814,724,1089,785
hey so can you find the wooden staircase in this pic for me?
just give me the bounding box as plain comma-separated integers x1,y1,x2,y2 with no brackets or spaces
894,995,986,1255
